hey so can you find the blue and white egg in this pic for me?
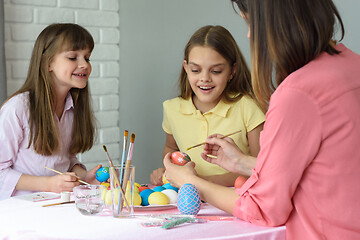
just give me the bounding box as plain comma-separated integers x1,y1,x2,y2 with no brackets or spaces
177,184,201,215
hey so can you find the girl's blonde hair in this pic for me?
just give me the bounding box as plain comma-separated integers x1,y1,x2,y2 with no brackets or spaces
179,25,254,103
11,23,96,155
232,0,344,112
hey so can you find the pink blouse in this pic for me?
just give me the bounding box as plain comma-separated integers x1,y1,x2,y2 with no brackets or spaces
234,44,360,239
0,92,84,200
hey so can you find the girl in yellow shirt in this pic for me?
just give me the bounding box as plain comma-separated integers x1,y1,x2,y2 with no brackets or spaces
150,25,264,186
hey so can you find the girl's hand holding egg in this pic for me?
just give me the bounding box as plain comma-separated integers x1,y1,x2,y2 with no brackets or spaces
163,152,197,188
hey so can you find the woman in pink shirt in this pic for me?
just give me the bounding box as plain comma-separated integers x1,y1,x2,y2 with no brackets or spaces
163,0,360,239
0,23,101,200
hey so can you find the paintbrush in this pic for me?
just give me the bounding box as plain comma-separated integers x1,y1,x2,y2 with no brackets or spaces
44,166,90,185
102,145,131,212
186,130,242,150
42,201,75,207
117,130,129,213
120,133,135,211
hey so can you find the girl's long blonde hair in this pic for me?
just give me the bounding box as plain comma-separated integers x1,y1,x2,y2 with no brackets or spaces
10,23,96,156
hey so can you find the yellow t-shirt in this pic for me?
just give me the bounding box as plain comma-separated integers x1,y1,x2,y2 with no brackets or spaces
162,96,265,176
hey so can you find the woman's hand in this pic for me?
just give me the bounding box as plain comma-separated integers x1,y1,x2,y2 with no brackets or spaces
150,167,165,186
201,134,255,176
163,152,197,188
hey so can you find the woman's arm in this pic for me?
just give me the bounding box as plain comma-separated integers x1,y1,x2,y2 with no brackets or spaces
163,153,238,214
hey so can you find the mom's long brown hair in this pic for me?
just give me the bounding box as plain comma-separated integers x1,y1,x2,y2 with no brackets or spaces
231,0,344,112
10,23,96,156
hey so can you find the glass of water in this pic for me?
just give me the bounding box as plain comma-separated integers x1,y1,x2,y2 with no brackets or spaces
73,185,106,215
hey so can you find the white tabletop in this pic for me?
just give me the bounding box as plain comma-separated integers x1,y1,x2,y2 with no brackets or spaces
0,192,286,240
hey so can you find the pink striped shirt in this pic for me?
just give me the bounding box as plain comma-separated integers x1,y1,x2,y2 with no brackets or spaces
0,92,84,200
234,44,360,239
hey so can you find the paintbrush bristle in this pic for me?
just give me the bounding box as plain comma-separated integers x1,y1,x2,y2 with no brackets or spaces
103,145,107,152
130,133,135,143
124,130,128,137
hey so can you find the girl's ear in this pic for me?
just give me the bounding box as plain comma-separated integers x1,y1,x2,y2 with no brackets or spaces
230,63,237,80
183,60,189,74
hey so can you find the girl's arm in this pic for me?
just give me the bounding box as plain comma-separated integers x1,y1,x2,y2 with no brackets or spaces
247,123,264,157
71,164,101,185
15,173,80,193
150,133,178,185
163,153,238,214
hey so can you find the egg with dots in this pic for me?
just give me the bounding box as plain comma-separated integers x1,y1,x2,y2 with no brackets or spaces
170,151,191,166
234,175,248,188
177,183,201,215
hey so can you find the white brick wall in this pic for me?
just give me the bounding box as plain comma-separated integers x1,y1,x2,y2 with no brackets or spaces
3,0,121,170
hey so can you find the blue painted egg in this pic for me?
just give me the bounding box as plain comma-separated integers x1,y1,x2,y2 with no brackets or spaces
162,183,179,192
153,186,166,192
177,184,201,215
139,189,154,206
95,167,110,182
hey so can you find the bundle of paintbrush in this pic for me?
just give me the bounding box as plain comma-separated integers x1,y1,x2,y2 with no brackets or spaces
102,130,136,214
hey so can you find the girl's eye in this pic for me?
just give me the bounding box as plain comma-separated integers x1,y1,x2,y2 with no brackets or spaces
212,70,222,74
68,57,76,61
85,58,90,62
191,69,200,73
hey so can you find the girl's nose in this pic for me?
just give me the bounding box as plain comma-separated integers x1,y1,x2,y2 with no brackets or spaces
200,71,210,82
79,58,89,68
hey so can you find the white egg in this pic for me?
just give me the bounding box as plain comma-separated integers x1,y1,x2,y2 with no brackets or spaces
161,189,178,204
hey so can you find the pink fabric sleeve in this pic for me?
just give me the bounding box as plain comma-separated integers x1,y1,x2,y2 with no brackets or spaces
0,101,25,199
233,87,322,226
69,155,86,171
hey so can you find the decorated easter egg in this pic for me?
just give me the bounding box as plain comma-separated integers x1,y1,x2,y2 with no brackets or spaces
125,190,142,206
138,186,150,193
170,151,191,166
162,172,170,184
148,192,169,205
153,186,166,192
162,183,179,192
95,167,110,182
161,189,178,204
139,189,154,206
100,182,110,190
234,175,248,188
177,184,201,215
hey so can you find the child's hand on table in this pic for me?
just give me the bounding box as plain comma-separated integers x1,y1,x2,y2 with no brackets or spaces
150,167,165,186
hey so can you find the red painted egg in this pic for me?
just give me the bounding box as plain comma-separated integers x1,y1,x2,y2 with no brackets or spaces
170,151,191,166
138,186,150,193
234,175,248,188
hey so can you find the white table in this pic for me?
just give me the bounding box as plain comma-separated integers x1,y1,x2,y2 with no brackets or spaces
0,193,286,240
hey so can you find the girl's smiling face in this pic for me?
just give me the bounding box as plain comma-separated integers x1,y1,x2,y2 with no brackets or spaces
183,46,234,113
49,48,92,94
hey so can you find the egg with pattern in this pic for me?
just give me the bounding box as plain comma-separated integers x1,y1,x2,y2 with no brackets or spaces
170,151,191,166
177,183,201,215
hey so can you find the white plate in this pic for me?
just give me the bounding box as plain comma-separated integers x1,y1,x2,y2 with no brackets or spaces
134,203,177,211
